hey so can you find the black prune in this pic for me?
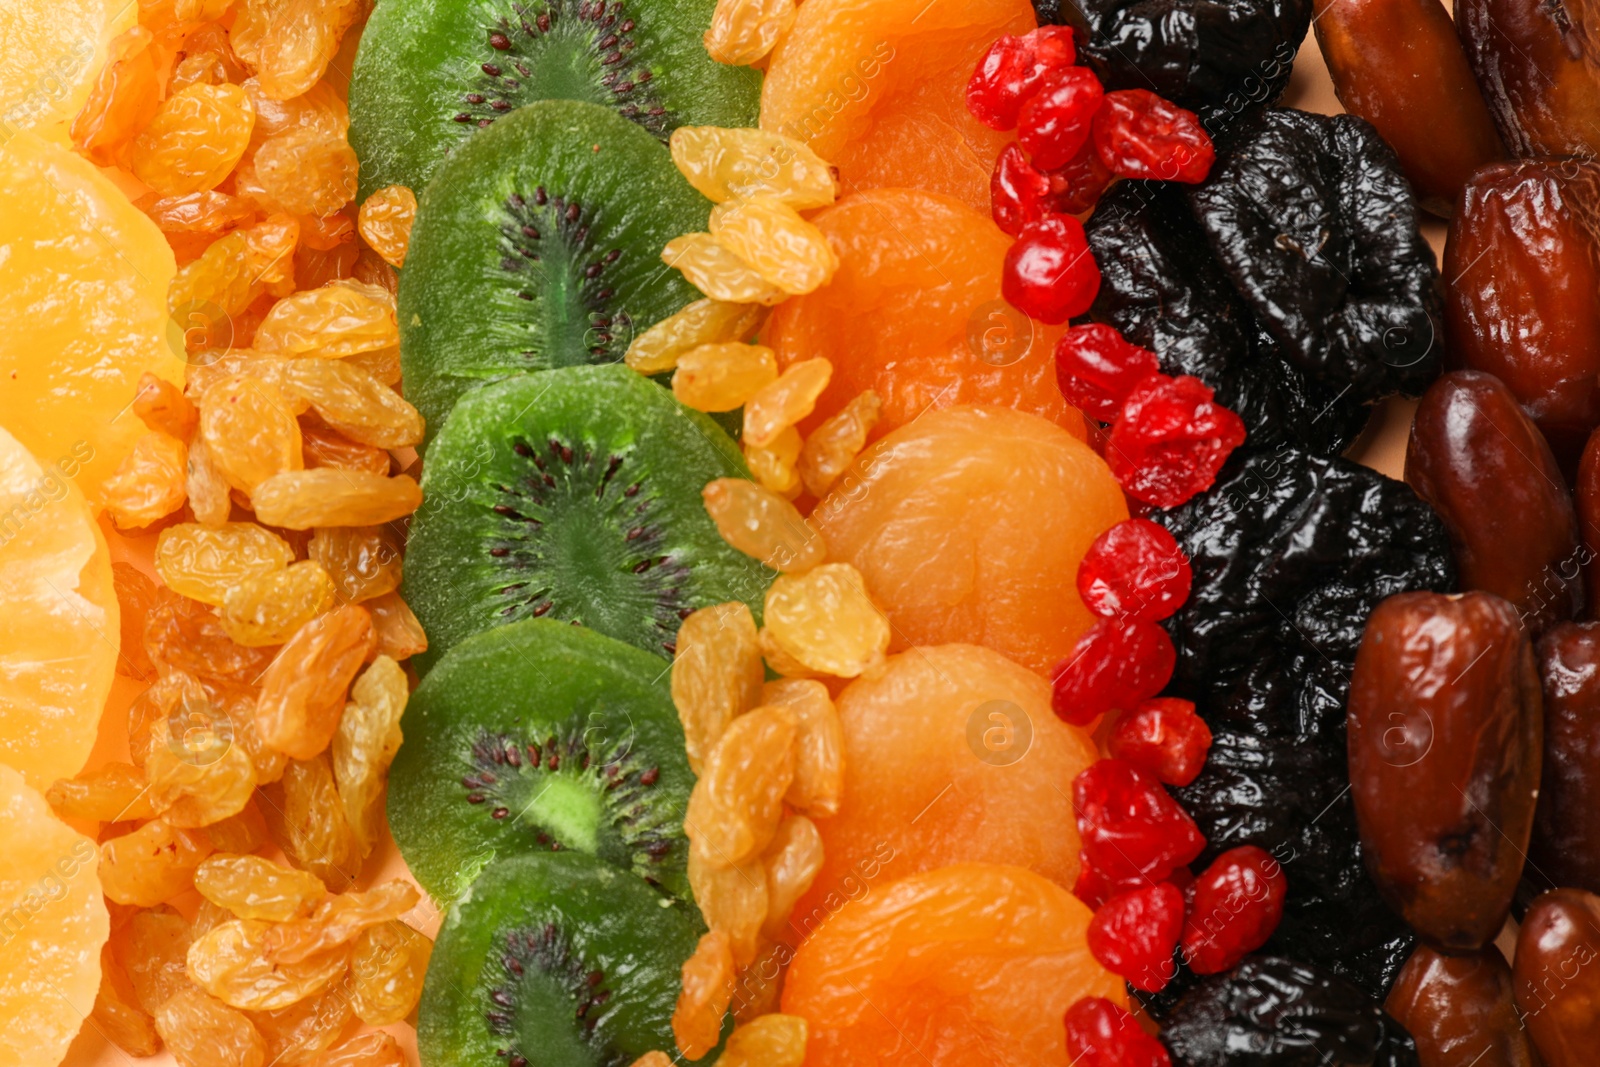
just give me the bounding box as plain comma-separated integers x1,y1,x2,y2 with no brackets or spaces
1087,180,1370,455
1163,955,1422,1067
1055,0,1310,118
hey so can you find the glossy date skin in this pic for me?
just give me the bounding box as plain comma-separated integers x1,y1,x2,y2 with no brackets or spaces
1577,431,1600,614
1348,591,1542,952
1385,943,1537,1067
1456,0,1600,158
1513,889,1600,1067
1314,0,1505,217
1533,623,1600,893
1406,370,1582,631
1444,160,1600,466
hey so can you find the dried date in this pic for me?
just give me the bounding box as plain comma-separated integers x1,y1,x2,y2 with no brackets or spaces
1385,943,1537,1067
1513,888,1600,1067
1532,623,1600,895
1456,0,1600,158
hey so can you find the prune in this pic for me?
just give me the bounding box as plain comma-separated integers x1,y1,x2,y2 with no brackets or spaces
1456,0,1600,158
1444,160,1600,466
1155,446,1457,740
1512,888,1600,1066
1313,0,1506,217
1056,0,1310,120
1532,623,1600,895
1162,955,1421,1067
1384,943,1538,1067
1349,591,1543,951
1407,371,1582,631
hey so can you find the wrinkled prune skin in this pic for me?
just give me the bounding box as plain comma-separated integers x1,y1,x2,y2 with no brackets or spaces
1512,888,1600,1066
1087,181,1370,455
1532,623,1600,895
1457,0,1600,159
1385,944,1538,1067
1163,955,1422,1067
1055,0,1309,119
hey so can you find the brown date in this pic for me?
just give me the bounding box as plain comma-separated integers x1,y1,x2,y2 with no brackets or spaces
1513,888,1600,1067
1406,370,1582,631
1385,942,1537,1067
1456,0,1600,158
1348,591,1542,951
1314,0,1506,217
1444,159,1600,465
1577,430,1600,614
1532,623,1600,893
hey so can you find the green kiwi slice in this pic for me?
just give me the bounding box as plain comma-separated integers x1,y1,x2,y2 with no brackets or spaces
397,99,709,436
348,0,761,198
403,363,773,669
386,617,693,905
420,851,726,1067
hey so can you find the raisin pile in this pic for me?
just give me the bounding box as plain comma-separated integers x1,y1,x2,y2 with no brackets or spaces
1087,108,1443,455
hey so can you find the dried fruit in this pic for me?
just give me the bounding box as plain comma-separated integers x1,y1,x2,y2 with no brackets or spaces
705,0,797,65
113,562,164,680
1181,846,1287,975
672,602,766,774
134,371,202,439
1092,89,1213,182
91,943,160,1057
367,591,429,661
762,563,889,678
186,436,234,526
301,422,393,476
710,198,839,296
251,470,423,529
664,233,788,306
797,389,880,498
221,561,339,647
256,604,376,760
72,27,164,167
143,605,281,692
744,425,803,499
349,920,431,1025
261,753,363,890
669,126,839,210
702,478,824,574
120,906,194,1014
1018,67,1104,169
1053,323,1162,422
131,83,256,196
331,655,407,856
685,705,797,868
762,678,843,817
46,763,156,822
1088,882,1185,993
626,299,768,375
154,987,267,1067
673,930,735,1061
145,716,258,827
1074,758,1206,896
199,374,305,494
311,1031,407,1067
989,142,1059,236
357,185,417,268
719,1013,808,1067
206,800,271,854
1513,888,1600,1065
966,25,1078,131
744,358,832,448
1051,619,1176,726
248,982,355,1065
1065,996,1172,1067
156,522,295,606
282,357,424,448
1457,0,1600,158
1534,623,1600,895
688,850,768,969
673,342,780,412
1078,518,1191,624
255,280,399,359
761,814,825,939
1106,373,1247,508
195,854,327,922
266,880,420,963
1385,944,1534,1067
101,431,189,529
1002,213,1100,325
168,214,301,322
187,918,350,1011
1106,698,1211,788
100,818,214,906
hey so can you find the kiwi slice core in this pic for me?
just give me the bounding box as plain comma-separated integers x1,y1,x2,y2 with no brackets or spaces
386,618,693,904
398,100,709,435
402,364,773,669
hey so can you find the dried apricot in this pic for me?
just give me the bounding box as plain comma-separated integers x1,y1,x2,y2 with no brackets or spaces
672,603,766,773
256,604,376,759
155,522,294,606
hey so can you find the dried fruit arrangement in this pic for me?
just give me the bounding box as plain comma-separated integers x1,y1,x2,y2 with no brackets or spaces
3,0,1596,1063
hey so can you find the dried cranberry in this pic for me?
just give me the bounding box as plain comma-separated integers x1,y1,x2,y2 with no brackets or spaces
1181,845,1287,974
1018,67,1105,170
1002,213,1101,325
1050,618,1175,726
1054,323,1162,421
1093,89,1216,184
1077,517,1192,622
991,144,1056,237
966,26,1078,131
1074,758,1207,890
1065,996,1173,1067
1105,373,1247,508
1073,851,1117,909
1088,881,1186,992
1109,698,1213,788
1049,138,1115,214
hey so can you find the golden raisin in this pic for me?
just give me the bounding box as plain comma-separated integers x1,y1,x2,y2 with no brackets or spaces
266,880,419,963
91,943,161,1056
187,351,295,402
155,987,267,1067
47,762,156,822
283,358,425,448
760,815,824,940
630,1055,676,1067
673,930,735,1061
685,706,797,868
141,191,257,237
669,127,839,210
349,920,431,1025
100,818,214,906
119,904,194,1013
170,49,230,92
701,478,824,573
720,1013,808,1067
104,431,189,530
254,280,399,358
244,76,347,149
131,83,255,195
128,671,208,767
663,233,788,306
145,716,259,828
256,604,376,759
357,185,417,268
798,389,880,497
673,342,779,412
763,563,889,677
143,606,279,698
221,560,338,646
72,27,163,167
113,562,164,680
762,679,843,818
247,982,355,1065
744,358,832,448
672,603,766,773
254,128,360,216
256,0,366,100
155,522,294,606
260,753,363,890
205,798,271,853
186,436,235,526
311,1031,407,1067
710,199,838,296
187,918,351,1011
704,0,798,66
758,627,817,679
343,343,402,386
730,941,787,1024
744,425,803,499
689,850,768,969
134,371,201,439
301,421,392,476
309,525,403,603
625,299,767,376
332,655,408,856
252,470,423,529
218,688,291,786
169,214,301,322
199,374,304,494
196,854,326,922
367,591,429,661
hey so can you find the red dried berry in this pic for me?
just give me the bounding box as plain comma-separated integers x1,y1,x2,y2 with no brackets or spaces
1064,997,1172,1067
1087,882,1185,992
1108,697,1212,787
1072,850,1116,909
1001,213,1101,325
1073,758,1206,892
1018,67,1104,170
1092,89,1216,184
965,26,1078,131
1105,374,1247,509
1077,517,1191,622
991,144,1056,237
1181,845,1287,975
1050,618,1175,726
1054,323,1162,422
1048,138,1115,215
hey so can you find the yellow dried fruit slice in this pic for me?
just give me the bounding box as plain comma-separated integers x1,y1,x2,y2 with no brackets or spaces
0,0,133,142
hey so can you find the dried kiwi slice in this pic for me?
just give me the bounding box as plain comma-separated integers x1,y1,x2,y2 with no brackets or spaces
386,618,693,905
349,0,760,197
397,100,710,436
403,364,773,668
420,852,726,1067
